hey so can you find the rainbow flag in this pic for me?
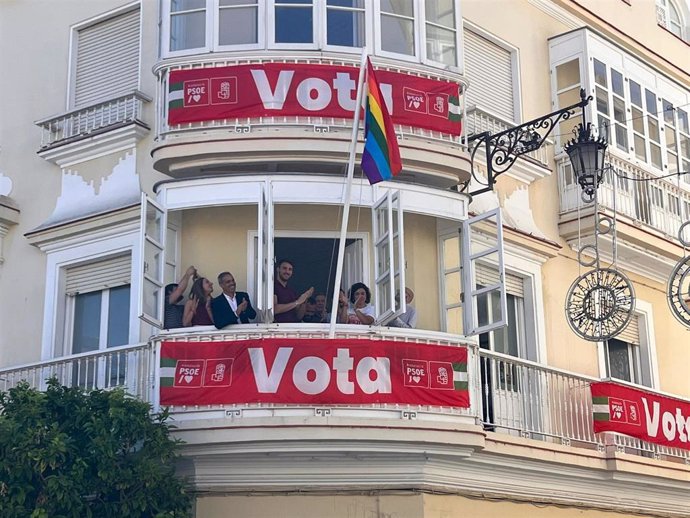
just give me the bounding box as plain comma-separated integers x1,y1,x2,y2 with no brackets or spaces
361,59,402,184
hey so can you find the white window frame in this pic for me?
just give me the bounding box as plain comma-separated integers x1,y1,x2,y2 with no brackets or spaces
66,1,142,109
161,0,212,57
138,193,167,328
321,0,371,54
41,233,140,360
420,0,461,69
597,299,659,390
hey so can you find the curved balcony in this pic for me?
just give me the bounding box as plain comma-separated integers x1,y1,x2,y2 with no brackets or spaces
152,53,471,189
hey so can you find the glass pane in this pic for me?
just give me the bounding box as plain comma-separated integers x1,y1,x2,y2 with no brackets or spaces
613,96,625,123
143,278,160,318
611,69,624,97
328,0,364,6
595,87,609,114
107,285,130,347
607,340,632,382
146,201,164,244
650,143,662,169
668,151,679,174
172,0,205,11
679,109,689,133
666,125,677,151
170,11,206,51
381,0,413,17
556,59,580,90
593,59,607,87
445,271,460,305
381,15,414,55
221,0,256,4
327,8,365,47
73,292,102,353
377,243,390,273
615,124,628,151
219,7,258,45
598,116,610,144
558,87,580,108
393,236,400,273
379,278,391,312
443,236,460,270
165,263,176,285
634,134,647,161
145,242,163,280
645,89,657,114
663,99,675,125
648,117,660,142
476,292,489,328
681,135,690,159
632,107,645,134
629,80,642,107
275,7,313,43
426,25,456,66
425,0,454,27
376,206,388,237
392,207,399,236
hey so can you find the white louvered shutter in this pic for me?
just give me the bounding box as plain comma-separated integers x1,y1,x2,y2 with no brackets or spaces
476,264,524,298
65,254,132,295
618,314,640,345
463,28,515,122
73,8,140,108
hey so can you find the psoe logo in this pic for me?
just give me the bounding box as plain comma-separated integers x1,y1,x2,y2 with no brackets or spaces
174,360,205,388
204,358,235,387
427,93,449,118
184,79,210,107
211,77,238,105
609,398,627,422
402,359,429,388
403,87,426,114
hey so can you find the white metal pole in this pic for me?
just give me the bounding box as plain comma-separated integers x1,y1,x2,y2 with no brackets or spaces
329,50,368,338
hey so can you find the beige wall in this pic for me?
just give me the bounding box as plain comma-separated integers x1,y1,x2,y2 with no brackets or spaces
195,493,660,518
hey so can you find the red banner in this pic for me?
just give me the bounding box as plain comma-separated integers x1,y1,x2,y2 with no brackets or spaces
167,63,462,135
160,338,469,408
592,381,690,450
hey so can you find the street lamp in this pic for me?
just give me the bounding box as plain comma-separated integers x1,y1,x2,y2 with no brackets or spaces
564,122,608,203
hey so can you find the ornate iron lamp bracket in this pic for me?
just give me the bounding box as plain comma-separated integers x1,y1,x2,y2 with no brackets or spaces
466,89,592,197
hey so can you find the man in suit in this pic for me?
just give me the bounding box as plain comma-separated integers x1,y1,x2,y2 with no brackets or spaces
211,271,256,329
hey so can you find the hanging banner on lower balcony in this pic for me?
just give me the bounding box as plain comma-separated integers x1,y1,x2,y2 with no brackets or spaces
592,381,690,451
167,63,462,135
159,338,469,408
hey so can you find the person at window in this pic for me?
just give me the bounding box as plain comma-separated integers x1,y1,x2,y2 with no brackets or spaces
389,288,418,328
302,293,329,323
335,289,349,323
183,277,214,327
273,259,313,323
164,265,197,329
346,282,375,325
212,271,256,329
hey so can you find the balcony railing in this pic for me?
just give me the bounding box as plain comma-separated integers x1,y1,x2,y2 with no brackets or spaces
1,329,688,463
0,343,153,401
558,153,689,239
154,55,465,149
35,91,152,149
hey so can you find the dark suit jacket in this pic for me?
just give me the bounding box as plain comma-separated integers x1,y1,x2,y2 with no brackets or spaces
211,292,256,329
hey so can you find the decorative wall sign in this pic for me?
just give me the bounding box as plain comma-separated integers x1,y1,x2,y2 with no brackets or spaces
566,268,635,341
667,221,690,328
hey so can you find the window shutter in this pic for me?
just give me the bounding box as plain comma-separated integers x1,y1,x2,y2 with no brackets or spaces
65,254,131,295
73,8,140,108
618,314,640,345
475,264,524,298
463,28,515,122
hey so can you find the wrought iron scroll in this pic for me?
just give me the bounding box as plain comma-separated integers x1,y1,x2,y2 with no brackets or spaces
466,89,592,197
667,221,690,328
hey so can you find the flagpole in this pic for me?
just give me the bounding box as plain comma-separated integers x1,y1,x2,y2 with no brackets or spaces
328,49,368,338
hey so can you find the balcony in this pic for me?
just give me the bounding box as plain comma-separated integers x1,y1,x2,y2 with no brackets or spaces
558,153,688,280
151,54,471,188
2,325,689,465
35,91,151,166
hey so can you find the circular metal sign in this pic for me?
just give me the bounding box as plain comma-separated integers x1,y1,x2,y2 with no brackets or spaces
565,268,635,341
667,256,690,328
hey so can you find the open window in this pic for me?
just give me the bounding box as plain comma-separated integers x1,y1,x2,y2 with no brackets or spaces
461,208,507,336
372,190,406,325
256,181,274,322
138,193,166,328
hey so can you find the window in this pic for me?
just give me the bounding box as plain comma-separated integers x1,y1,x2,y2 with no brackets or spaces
463,26,518,123
554,58,583,149
71,6,140,108
162,1,460,68
600,303,658,389
657,0,686,40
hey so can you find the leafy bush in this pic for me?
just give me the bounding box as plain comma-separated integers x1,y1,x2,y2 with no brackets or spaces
0,379,192,518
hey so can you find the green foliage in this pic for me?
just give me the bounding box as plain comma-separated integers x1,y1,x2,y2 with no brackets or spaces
0,379,192,518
